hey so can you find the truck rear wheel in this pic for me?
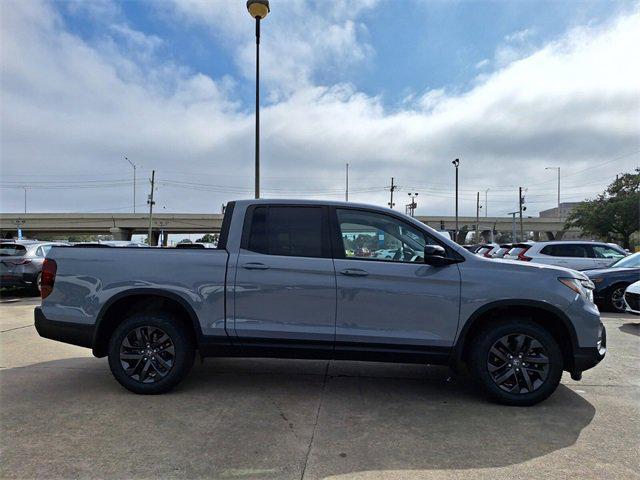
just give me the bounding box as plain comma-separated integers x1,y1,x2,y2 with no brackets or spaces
107,312,195,394
469,318,563,406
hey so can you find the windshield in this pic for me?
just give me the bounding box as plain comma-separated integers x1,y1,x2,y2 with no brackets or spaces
0,244,26,257
610,252,640,268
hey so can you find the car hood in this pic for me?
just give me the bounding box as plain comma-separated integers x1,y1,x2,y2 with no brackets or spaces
582,267,640,277
478,256,587,279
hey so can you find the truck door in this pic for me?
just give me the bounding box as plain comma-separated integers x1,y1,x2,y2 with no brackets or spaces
233,205,336,345
331,207,461,352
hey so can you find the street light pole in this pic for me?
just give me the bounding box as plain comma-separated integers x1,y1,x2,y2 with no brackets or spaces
452,159,460,242
247,0,270,199
125,155,136,213
485,188,489,217
23,186,27,214
546,167,560,220
345,163,349,202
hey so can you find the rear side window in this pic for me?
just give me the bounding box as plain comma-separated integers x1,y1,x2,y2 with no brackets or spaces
0,244,26,256
541,244,590,258
245,206,328,258
591,245,625,259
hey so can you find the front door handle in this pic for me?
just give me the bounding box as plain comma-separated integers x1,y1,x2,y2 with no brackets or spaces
340,268,369,277
241,262,270,270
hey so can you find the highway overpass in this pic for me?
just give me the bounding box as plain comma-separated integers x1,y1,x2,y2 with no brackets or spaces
1,212,576,245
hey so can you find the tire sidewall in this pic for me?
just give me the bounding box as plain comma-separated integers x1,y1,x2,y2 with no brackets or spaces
108,312,195,394
470,319,564,406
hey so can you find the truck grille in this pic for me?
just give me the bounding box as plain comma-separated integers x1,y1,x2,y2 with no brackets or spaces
624,292,640,311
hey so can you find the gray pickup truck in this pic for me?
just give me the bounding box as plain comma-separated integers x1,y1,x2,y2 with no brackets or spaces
35,199,606,405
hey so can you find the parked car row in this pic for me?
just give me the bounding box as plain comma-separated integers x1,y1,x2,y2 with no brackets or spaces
467,240,627,270
464,240,638,312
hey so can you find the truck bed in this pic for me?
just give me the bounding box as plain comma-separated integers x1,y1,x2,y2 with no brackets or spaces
41,246,229,338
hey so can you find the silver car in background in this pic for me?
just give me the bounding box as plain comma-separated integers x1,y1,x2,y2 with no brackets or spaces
514,241,626,270
0,241,67,292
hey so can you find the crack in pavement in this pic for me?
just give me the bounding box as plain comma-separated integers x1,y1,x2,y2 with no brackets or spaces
300,360,330,480
1,324,34,333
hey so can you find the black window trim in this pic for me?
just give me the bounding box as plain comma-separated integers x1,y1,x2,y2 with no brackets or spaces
328,205,463,264
241,204,333,259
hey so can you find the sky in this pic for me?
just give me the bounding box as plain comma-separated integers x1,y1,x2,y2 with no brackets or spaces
1,0,639,219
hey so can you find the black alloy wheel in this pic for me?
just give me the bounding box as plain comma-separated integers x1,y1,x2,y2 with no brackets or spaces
119,326,175,384
487,333,549,394
108,312,195,394
469,318,563,406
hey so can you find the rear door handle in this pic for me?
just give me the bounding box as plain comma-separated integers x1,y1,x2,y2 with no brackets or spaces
340,268,369,277
241,262,270,270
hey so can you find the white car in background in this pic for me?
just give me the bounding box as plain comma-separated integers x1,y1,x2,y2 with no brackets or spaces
515,241,627,270
623,281,640,315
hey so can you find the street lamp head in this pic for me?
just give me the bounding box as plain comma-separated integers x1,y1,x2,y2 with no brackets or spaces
452,158,460,167
247,0,270,19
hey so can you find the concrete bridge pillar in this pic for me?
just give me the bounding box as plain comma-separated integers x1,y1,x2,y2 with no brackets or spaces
109,227,132,241
149,231,161,247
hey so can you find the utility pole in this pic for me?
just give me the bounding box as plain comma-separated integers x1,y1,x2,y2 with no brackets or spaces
508,211,518,242
518,186,525,241
476,192,480,242
345,163,349,202
147,170,156,246
452,159,460,242
485,188,489,217
406,192,419,217
388,177,397,209
125,156,137,213
23,187,27,214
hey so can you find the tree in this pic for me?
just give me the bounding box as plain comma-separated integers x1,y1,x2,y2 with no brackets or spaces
196,234,217,243
565,168,639,249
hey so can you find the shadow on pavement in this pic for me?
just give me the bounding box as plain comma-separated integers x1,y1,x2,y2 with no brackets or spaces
619,322,640,336
0,357,596,479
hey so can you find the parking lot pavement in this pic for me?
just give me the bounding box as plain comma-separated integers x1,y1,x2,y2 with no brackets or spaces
0,298,638,480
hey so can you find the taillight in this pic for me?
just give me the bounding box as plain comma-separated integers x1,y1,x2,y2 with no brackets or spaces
518,248,532,261
41,258,57,299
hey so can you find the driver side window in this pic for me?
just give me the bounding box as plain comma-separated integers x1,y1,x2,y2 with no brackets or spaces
336,209,436,263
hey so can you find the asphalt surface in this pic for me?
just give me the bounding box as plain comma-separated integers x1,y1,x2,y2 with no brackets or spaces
1,295,639,480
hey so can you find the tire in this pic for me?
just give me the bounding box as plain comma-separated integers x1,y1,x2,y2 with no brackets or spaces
32,273,42,296
469,318,563,406
108,311,195,394
606,284,628,313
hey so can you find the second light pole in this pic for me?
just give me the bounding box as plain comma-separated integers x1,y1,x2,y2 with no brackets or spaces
452,158,460,242
247,0,270,199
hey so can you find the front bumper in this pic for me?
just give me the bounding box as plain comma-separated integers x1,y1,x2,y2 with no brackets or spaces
34,307,94,349
572,322,606,373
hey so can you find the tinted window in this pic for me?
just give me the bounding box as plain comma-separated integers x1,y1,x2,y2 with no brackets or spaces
246,206,326,258
337,209,437,263
0,244,26,257
541,244,590,258
591,245,625,260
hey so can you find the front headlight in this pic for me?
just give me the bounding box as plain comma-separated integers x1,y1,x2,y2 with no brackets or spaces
559,277,595,303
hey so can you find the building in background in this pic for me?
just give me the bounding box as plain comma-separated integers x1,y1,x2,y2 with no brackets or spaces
539,202,583,219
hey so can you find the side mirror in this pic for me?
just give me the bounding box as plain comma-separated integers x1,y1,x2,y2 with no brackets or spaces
424,245,446,257
423,245,458,267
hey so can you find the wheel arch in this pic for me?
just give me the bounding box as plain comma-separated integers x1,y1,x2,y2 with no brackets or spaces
452,300,579,371
92,289,203,358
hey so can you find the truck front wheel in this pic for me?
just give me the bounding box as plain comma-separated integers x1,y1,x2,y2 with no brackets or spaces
107,312,195,394
469,318,563,406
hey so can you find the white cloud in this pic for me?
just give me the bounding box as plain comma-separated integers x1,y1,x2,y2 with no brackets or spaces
168,0,377,96
1,1,638,219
